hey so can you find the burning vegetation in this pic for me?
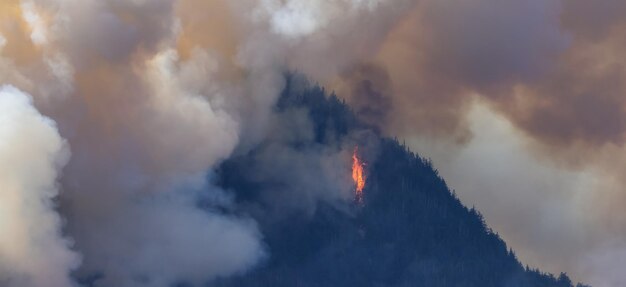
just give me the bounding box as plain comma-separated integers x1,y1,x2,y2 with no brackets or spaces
352,147,366,203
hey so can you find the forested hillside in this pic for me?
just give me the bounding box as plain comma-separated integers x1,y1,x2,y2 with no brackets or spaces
214,76,588,287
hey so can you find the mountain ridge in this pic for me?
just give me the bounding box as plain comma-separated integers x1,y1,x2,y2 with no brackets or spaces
214,75,589,287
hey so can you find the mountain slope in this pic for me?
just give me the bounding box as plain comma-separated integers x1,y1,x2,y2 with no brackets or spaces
214,75,587,287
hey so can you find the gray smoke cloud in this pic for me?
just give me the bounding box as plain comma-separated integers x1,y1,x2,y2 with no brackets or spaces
325,0,626,285
0,0,415,286
336,62,394,132
3,0,626,286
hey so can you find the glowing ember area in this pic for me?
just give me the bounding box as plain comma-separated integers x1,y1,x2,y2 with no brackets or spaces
352,147,366,202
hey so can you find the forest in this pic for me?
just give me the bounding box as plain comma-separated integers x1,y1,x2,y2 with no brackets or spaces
211,75,590,287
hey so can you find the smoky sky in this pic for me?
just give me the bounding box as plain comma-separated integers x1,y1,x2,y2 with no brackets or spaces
364,0,626,285
1,0,626,286
338,62,394,132
0,1,409,286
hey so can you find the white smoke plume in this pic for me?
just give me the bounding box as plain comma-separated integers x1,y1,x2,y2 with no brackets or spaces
0,85,80,287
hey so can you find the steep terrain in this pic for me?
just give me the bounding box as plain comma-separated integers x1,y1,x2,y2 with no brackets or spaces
214,76,588,287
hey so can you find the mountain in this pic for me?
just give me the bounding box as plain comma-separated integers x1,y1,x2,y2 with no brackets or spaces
213,75,589,287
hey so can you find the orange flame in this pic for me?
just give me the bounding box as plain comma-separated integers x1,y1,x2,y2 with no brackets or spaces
352,147,366,203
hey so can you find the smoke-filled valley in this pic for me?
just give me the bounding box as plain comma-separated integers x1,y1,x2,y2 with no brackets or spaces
1,0,625,286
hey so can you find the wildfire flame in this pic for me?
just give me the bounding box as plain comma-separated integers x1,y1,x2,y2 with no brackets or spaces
352,147,366,203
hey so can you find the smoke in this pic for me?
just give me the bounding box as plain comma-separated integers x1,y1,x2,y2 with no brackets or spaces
406,102,592,281
348,0,626,172
219,95,359,223
0,0,418,286
0,85,80,287
2,0,626,285
348,0,566,142
316,0,626,284
336,62,394,132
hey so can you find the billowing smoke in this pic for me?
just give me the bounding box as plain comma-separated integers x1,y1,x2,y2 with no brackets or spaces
0,0,414,286
2,0,626,285
331,0,626,285
0,85,79,287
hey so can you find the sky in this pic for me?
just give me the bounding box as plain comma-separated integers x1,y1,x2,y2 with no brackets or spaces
0,0,625,286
